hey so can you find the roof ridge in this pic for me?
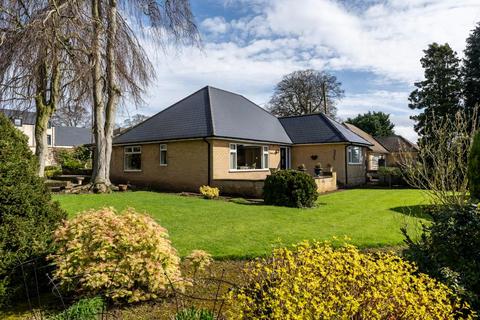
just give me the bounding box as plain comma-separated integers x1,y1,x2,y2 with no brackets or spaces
317,113,348,141
115,86,209,140
278,113,324,119
205,86,215,136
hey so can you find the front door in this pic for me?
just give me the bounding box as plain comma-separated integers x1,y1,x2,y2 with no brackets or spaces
280,147,290,169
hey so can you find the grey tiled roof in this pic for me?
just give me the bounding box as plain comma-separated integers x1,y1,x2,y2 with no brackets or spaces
375,135,419,152
113,86,293,145
279,113,372,146
0,108,36,125
55,127,92,147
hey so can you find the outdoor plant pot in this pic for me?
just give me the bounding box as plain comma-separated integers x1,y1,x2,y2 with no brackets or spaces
314,168,322,176
118,184,128,192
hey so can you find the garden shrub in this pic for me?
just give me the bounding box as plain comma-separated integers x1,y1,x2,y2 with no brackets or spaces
263,170,318,208
175,307,214,320
50,208,184,303
403,203,480,308
45,165,62,178
199,185,219,199
468,131,480,200
56,146,92,174
0,114,66,306
48,296,104,320
227,241,473,319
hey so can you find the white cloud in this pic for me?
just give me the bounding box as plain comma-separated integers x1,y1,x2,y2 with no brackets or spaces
201,16,230,35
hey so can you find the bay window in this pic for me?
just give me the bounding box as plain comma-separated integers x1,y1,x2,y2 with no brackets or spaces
229,143,269,170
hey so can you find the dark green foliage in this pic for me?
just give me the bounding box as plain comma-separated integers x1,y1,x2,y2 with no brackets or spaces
0,114,66,305
48,297,104,320
56,146,92,173
402,204,480,308
409,43,463,138
464,23,480,119
346,111,395,137
174,307,214,320
263,170,318,208
468,131,480,200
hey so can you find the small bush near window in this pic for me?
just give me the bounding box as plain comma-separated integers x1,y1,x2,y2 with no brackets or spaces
50,208,183,303
263,170,318,208
227,241,473,319
45,165,62,178
47,297,104,320
0,114,66,306
199,185,220,199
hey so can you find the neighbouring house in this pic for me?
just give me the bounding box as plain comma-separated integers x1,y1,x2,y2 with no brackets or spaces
1,108,92,165
344,123,389,171
111,86,372,196
375,135,419,167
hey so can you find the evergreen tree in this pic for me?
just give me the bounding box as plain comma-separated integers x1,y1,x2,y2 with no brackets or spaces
464,23,480,119
346,111,395,137
409,43,463,137
468,131,480,200
0,114,66,305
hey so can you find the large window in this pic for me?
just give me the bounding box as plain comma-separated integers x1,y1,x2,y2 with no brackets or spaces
160,144,167,165
124,146,141,171
229,144,269,170
347,146,363,164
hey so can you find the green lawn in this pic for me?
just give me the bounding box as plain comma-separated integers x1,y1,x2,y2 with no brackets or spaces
54,189,429,259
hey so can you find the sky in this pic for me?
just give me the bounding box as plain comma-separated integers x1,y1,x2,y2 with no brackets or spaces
121,0,480,142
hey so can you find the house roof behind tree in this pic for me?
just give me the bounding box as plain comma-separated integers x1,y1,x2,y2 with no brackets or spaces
113,86,293,145
375,135,419,153
0,108,36,124
55,126,92,147
279,114,372,146
344,123,389,153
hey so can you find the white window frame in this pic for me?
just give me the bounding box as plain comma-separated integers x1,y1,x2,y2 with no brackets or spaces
160,144,167,166
124,145,142,172
229,143,270,171
13,118,22,126
347,146,363,165
262,146,269,169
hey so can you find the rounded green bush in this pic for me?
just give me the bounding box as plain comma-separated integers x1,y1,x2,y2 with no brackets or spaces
263,170,318,208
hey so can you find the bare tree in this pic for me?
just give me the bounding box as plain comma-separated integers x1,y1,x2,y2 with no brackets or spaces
53,104,91,127
399,107,479,208
268,69,345,118
88,0,199,192
0,0,91,176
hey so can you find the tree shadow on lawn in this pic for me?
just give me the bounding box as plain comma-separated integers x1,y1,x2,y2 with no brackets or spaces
389,205,433,221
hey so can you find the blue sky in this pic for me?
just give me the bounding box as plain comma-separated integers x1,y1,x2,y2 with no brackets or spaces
123,0,480,142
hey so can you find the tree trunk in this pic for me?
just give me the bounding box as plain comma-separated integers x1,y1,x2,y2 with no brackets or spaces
34,103,50,177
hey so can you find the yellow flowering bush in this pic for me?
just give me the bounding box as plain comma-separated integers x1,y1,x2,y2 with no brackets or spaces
199,185,219,199
49,207,183,303
228,241,473,320
184,250,213,272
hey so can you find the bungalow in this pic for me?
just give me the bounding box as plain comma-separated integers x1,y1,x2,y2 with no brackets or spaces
375,135,419,167
110,86,372,196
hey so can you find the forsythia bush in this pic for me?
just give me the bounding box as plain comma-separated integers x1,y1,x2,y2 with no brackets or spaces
50,208,183,303
227,241,473,320
199,185,219,199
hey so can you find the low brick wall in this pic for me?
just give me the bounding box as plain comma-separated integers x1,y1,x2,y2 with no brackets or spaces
212,179,264,198
314,172,337,193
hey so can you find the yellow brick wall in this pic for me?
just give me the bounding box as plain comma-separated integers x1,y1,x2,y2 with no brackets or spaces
110,140,209,192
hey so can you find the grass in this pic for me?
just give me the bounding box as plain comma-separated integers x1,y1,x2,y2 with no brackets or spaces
54,188,429,259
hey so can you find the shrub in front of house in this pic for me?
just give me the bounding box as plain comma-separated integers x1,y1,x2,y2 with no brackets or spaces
227,241,472,319
50,208,184,303
468,130,480,200
199,185,220,199
263,169,318,208
0,114,66,306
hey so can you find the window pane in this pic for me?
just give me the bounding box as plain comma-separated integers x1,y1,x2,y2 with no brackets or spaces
160,150,167,165
230,152,236,169
236,145,262,169
47,135,52,146
14,118,22,126
125,153,141,170
263,153,269,169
